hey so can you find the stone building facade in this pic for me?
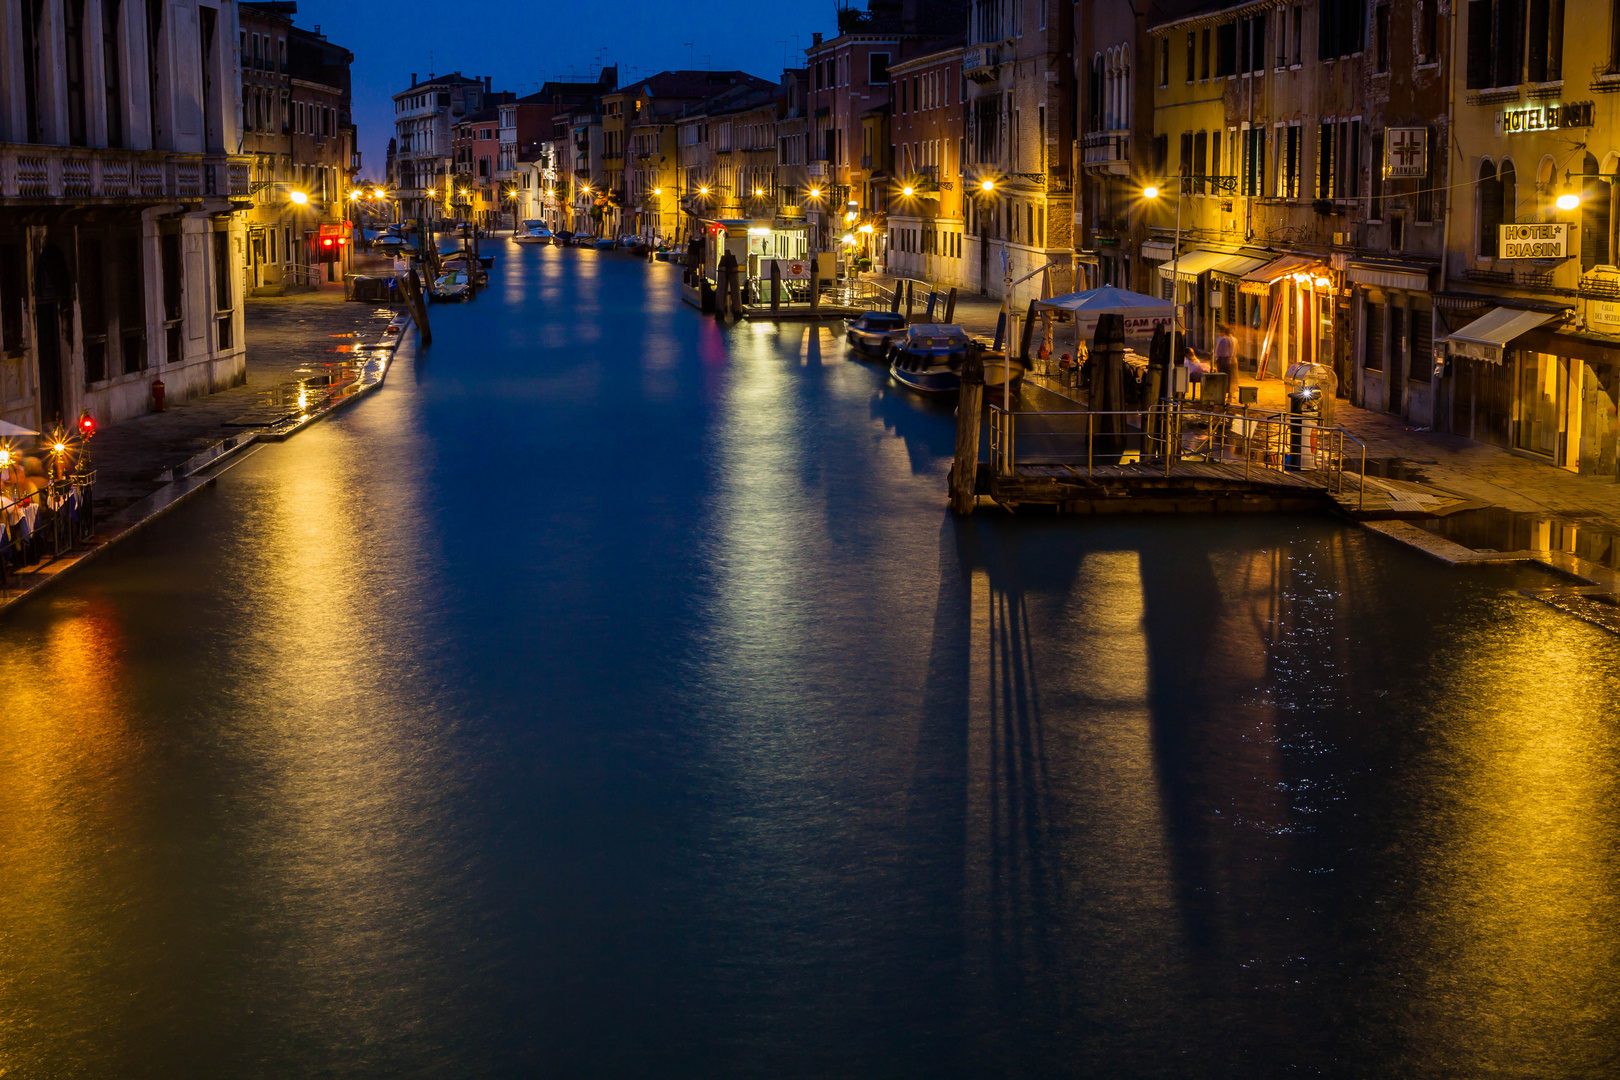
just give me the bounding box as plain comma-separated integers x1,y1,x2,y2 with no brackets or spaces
1,0,252,430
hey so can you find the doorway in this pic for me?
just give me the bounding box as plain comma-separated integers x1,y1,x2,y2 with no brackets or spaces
1386,304,1406,413
34,243,73,428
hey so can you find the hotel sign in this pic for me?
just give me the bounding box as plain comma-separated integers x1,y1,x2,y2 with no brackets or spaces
1496,101,1594,137
1498,222,1569,259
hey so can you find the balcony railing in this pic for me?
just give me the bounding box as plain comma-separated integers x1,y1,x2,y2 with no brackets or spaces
806,161,830,177
0,145,251,202
1082,130,1130,171
963,45,1002,83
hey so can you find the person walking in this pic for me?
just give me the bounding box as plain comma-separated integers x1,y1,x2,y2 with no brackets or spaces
1213,323,1238,404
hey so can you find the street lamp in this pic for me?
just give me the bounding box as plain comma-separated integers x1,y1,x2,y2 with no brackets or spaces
288,189,309,205
1142,180,1185,380
902,185,915,197
1557,191,1581,211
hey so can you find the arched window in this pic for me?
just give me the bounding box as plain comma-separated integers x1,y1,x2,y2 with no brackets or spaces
1582,152,1610,269
1499,161,1517,225
1477,160,1501,257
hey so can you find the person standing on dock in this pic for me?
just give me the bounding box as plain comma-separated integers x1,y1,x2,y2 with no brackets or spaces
1213,324,1238,404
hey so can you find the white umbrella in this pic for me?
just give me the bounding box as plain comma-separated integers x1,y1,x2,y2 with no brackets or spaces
1035,285,1174,343
0,420,39,438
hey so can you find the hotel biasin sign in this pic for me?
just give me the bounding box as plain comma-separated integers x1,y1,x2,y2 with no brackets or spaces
1498,222,1570,259
1495,100,1594,137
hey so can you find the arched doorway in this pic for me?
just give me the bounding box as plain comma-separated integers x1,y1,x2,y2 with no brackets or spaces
34,243,72,428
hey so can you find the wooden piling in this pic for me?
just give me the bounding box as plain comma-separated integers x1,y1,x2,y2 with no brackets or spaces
905,280,914,321
889,283,902,313
944,287,957,324
403,269,433,344
810,259,821,313
949,349,986,515
771,261,781,313
1019,299,1038,362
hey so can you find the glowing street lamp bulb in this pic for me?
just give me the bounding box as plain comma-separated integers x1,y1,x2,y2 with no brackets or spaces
699,186,708,195
1314,276,1332,289
841,233,857,244
902,185,915,196
844,211,857,222
1142,185,1160,200
858,223,873,234
981,179,996,192
348,189,361,200
653,187,662,195
373,188,386,198
288,190,309,204
53,442,66,454
754,187,763,196
808,188,821,198
1557,192,1581,210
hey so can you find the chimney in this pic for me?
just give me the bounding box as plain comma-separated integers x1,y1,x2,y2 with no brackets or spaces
485,75,492,93
411,73,418,87
812,32,822,46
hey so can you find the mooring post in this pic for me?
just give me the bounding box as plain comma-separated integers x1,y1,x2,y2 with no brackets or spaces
944,287,957,324
810,259,821,313
889,283,902,313
1019,299,1038,363
771,261,781,313
950,349,986,515
403,269,433,344
730,265,743,317
905,280,915,321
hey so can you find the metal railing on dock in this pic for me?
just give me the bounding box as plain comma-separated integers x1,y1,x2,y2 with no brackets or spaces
986,401,1366,509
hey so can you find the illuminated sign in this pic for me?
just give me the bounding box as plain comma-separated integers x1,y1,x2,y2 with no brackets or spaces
1385,127,1428,178
1496,101,1594,137
1498,222,1569,260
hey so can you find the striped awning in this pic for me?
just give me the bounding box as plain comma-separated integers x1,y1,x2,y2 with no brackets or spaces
1158,249,1270,282
1239,254,1327,294
1442,307,1556,364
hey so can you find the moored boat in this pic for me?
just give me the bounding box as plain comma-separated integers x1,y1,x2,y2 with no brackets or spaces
888,325,972,394
845,311,908,356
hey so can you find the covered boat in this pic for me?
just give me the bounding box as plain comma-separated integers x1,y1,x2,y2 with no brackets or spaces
845,311,909,355
889,325,973,394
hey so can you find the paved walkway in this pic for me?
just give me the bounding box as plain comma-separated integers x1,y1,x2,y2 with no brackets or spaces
90,284,402,515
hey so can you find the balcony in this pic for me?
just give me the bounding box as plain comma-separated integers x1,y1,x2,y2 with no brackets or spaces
806,161,830,177
0,145,252,203
1082,131,1130,175
963,45,1002,84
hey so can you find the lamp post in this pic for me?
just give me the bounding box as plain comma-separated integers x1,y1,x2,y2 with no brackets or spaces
1141,180,1183,349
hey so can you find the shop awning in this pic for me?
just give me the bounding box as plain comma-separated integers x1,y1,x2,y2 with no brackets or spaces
1442,306,1557,364
1346,260,1431,291
1158,249,1270,282
1239,254,1327,294
1141,240,1175,260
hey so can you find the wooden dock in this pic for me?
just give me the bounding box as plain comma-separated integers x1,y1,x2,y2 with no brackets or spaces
972,460,1334,514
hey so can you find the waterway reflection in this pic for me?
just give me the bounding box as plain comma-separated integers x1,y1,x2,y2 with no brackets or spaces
0,249,1616,1077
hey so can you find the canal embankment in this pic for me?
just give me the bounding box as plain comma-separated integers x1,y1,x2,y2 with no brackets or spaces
0,292,410,616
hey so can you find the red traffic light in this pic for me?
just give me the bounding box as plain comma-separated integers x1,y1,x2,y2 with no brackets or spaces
78,411,97,438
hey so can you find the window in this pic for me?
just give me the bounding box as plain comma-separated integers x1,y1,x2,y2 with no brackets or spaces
1526,0,1564,82
1410,307,1433,381
1241,126,1265,195
1612,0,1620,74
1364,301,1384,370
1477,160,1503,256
1317,121,1336,198
1280,124,1301,198
1318,0,1366,60
1201,28,1211,79
1500,160,1516,225
1370,130,1384,218
1582,154,1610,269
1186,32,1195,81
1160,38,1170,86
1419,1,1440,62
1375,4,1391,71
1194,131,1208,192
1216,21,1237,75
870,52,890,84
1468,0,1527,87
1293,4,1304,63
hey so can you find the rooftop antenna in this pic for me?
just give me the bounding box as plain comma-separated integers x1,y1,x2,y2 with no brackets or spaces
702,54,711,71
777,40,786,69
792,35,800,63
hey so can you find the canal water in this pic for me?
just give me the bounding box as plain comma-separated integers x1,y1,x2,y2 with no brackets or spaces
3,249,1618,1078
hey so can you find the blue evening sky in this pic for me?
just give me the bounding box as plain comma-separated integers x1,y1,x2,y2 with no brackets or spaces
292,0,838,181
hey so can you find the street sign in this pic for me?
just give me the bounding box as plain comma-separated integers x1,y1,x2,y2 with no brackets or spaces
1385,127,1427,178
765,258,810,280
1498,222,1569,260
